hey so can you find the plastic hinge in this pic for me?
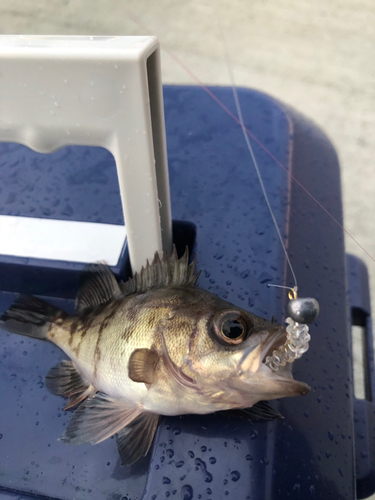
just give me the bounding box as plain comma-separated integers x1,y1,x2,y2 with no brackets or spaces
347,254,375,499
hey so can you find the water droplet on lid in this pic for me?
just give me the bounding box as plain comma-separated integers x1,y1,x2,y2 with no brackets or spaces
230,470,241,482
249,430,258,440
258,272,273,284
162,476,171,484
181,485,193,500
328,431,334,441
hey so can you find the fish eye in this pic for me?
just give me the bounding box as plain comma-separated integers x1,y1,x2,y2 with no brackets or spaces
213,311,253,345
222,318,244,339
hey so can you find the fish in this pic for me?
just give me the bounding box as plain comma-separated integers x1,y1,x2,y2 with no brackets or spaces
0,246,310,465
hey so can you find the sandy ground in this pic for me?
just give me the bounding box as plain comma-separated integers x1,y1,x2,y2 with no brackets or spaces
0,0,374,496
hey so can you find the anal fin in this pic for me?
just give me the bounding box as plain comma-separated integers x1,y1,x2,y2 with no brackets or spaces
45,360,94,409
116,413,160,466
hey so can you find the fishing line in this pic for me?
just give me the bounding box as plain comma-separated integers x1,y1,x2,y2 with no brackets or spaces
220,33,319,371
125,9,375,265
223,49,298,291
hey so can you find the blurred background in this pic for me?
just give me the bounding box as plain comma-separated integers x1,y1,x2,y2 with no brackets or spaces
1,0,375,446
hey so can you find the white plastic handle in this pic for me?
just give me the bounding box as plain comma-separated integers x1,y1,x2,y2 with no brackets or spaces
0,35,172,271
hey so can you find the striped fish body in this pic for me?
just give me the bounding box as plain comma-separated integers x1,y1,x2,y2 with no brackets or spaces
49,285,218,414
1,247,309,465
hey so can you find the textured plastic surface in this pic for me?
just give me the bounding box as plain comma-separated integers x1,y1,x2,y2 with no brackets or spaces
347,254,375,499
0,86,355,499
0,35,171,272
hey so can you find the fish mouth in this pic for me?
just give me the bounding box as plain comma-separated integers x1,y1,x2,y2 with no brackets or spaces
232,326,310,402
261,327,287,362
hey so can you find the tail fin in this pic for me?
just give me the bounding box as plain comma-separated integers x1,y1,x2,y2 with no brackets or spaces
0,295,66,340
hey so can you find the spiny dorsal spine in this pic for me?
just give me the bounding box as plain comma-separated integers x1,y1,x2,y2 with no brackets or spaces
121,245,200,296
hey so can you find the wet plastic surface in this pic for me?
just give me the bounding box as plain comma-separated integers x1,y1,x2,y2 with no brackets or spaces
347,254,375,499
0,86,358,498
0,145,127,298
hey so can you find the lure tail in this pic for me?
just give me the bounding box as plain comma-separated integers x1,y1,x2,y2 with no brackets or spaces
0,295,66,339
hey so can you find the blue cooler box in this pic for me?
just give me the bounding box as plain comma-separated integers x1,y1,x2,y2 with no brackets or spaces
0,86,374,499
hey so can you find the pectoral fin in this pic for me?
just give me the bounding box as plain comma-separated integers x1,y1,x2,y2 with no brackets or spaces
60,392,141,445
128,348,159,384
116,412,160,466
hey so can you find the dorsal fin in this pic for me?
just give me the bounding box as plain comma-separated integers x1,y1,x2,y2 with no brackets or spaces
76,263,121,314
120,245,201,296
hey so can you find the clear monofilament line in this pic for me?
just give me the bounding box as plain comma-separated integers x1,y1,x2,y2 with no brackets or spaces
224,53,298,292
223,53,309,372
